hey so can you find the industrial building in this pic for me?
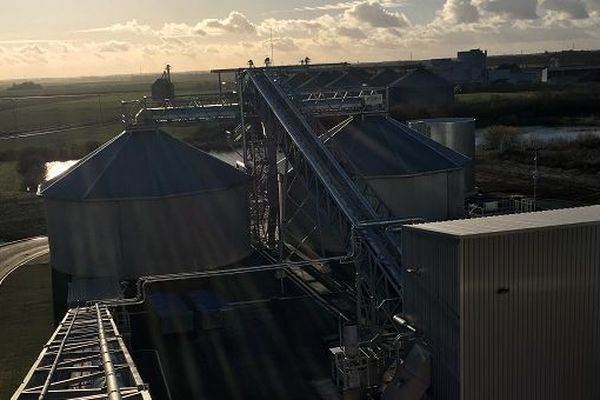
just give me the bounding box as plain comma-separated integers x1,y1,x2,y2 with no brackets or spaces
11,62,600,400
403,206,600,400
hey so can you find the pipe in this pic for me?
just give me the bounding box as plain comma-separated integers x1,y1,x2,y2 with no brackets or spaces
100,251,355,307
96,304,122,400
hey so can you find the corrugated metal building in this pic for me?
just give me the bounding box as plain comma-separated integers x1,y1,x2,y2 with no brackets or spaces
40,127,251,279
402,206,600,400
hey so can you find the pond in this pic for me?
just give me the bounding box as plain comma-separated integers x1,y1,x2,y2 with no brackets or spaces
45,160,78,181
476,126,600,147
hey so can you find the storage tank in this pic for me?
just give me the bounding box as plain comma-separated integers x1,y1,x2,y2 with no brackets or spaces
39,127,251,279
407,118,476,192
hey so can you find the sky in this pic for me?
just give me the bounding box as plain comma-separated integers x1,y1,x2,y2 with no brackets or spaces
0,0,599,79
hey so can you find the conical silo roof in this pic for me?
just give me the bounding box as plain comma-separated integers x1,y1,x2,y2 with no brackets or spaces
40,127,249,201
328,116,469,177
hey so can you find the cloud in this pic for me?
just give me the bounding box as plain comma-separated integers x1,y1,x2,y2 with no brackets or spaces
78,19,153,35
439,0,480,23
480,0,540,20
201,11,256,34
96,41,131,53
336,26,369,38
541,0,589,19
345,1,410,27
293,0,406,12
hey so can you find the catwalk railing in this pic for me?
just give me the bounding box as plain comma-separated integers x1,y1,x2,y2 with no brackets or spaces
12,305,151,400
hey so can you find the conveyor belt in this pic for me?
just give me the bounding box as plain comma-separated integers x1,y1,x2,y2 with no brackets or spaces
249,71,403,296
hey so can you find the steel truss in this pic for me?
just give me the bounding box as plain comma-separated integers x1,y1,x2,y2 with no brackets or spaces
294,86,389,117
12,305,151,400
241,70,406,335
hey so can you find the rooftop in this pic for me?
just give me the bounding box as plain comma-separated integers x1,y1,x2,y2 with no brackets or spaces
406,205,600,237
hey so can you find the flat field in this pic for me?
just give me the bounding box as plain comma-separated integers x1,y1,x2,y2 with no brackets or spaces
0,263,54,399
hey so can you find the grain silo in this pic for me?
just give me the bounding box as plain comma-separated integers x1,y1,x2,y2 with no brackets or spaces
328,116,469,221
407,118,476,192
39,127,251,279
285,116,469,256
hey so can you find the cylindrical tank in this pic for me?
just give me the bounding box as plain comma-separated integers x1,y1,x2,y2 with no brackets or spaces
40,128,251,279
408,118,476,192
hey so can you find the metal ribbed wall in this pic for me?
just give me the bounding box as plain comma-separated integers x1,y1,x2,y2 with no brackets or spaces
461,224,600,400
402,230,461,400
403,211,600,400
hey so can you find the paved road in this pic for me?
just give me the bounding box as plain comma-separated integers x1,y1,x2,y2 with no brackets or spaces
0,237,49,285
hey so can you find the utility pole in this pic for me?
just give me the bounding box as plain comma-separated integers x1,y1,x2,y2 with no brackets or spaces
533,149,538,210
270,28,274,66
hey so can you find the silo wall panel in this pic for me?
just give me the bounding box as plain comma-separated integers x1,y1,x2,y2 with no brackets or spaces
447,170,466,219
45,200,122,278
461,223,600,400
367,172,463,221
45,185,252,279
285,175,348,255
402,229,461,400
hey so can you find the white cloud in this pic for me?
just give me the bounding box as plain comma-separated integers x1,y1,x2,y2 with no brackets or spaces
336,26,369,38
200,11,256,34
345,1,410,27
439,0,480,23
479,0,540,20
78,19,153,35
541,0,589,19
96,41,131,53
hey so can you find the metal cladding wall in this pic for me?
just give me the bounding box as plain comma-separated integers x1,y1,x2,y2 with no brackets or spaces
45,186,250,278
402,206,600,400
407,118,476,192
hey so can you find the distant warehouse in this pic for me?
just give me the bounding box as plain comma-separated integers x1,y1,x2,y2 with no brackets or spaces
402,206,600,400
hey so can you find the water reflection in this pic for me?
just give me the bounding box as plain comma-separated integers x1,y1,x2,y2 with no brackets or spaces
45,160,78,181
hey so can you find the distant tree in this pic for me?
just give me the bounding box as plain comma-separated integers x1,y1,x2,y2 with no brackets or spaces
247,59,254,68
304,56,311,65
7,81,43,91
16,148,47,190
264,57,271,67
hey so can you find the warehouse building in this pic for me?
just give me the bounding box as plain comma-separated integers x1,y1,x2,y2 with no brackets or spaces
402,206,600,400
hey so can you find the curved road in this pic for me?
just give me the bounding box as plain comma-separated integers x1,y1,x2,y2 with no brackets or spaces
0,237,49,285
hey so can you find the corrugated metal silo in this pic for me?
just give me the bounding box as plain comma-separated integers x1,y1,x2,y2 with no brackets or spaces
285,116,469,255
407,118,476,192
329,116,469,221
40,127,251,279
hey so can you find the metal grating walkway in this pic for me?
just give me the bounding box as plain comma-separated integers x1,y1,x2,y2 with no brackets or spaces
12,305,151,400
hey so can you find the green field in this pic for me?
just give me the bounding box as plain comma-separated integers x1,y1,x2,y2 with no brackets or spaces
0,263,54,399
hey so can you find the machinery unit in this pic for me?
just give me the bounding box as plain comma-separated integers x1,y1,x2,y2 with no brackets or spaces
40,127,251,279
402,206,600,400
407,118,476,192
